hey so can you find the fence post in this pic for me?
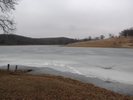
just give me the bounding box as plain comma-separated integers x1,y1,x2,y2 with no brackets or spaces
15,65,18,72
7,64,10,70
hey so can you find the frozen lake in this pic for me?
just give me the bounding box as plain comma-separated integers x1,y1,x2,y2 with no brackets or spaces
0,45,133,95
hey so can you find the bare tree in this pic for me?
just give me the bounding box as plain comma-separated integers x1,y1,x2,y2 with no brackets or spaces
100,35,105,39
88,36,92,41
109,33,114,38
94,37,99,40
0,0,19,34
83,37,88,41
119,27,133,43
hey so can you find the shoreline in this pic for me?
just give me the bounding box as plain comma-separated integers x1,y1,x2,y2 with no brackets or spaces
64,45,133,49
0,44,133,49
1,65,133,96
0,45,60,46
65,36,133,48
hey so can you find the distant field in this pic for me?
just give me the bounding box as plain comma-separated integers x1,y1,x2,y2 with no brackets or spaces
0,69,133,100
66,36,133,48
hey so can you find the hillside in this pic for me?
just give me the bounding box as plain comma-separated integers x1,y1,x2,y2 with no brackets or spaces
0,34,76,45
66,36,133,48
0,69,133,100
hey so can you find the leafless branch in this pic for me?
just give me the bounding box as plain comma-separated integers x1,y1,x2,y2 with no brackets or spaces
0,15,16,34
0,0,19,13
0,0,19,34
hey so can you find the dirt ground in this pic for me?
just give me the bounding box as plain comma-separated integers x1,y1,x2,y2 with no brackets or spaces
0,69,133,100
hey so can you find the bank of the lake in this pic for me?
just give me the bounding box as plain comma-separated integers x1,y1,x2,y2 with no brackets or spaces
0,68,133,100
1,65,133,97
66,36,133,48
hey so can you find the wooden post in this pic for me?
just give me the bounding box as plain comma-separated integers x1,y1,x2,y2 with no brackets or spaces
15,65,18,72
7,64,10,70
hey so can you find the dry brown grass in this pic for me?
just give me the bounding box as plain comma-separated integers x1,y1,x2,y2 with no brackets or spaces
66,36,133,48
0,69,133,100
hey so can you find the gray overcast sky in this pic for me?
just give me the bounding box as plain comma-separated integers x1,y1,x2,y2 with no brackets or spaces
12,0,133,39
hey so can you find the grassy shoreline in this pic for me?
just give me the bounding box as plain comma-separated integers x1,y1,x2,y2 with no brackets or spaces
0,69,133,100
66,36,133,48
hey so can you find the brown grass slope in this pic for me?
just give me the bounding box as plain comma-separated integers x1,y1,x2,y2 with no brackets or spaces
66,36,133,48
0,69,133,100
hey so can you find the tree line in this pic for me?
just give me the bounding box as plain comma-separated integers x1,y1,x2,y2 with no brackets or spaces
119,27,133,38
82,34,115,42
0,34,78,45
82,27,133,42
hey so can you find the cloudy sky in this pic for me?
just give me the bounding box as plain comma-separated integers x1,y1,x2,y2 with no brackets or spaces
11,0,133,39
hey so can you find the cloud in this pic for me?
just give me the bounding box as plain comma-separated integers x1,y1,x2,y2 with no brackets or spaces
12,0,133,39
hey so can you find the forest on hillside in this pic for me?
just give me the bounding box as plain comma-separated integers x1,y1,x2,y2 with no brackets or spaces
0,34,78,45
